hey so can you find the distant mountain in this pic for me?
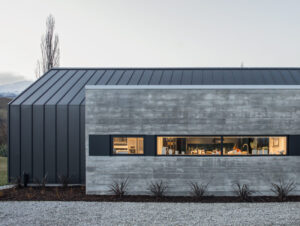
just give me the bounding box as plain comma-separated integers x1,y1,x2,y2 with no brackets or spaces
0,80,32,97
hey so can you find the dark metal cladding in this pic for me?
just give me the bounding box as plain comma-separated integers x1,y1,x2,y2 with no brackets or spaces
8,67,300,184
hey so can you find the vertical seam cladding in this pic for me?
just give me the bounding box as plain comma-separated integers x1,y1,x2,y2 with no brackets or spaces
278,70,287,84
147,70,155,85
125,70,134,85
105,70,117,85
137,70,145,85
67,70,97,183
190,70,194,85
17,70,59,179
53,70,87,182
30,70,68,180
115,70,126,85
158,70,164,84
287,70,297,84
10,70,57,105
61,70,88,180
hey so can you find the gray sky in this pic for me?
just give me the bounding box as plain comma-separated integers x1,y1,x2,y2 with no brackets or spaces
0,0,300,84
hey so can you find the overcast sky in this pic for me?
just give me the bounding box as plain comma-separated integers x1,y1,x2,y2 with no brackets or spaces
0,0,300,84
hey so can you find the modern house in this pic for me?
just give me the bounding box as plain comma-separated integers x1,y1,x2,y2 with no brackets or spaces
9,68,300,195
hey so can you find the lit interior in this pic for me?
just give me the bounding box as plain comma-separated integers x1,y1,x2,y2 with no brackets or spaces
157,136,287,155
113,137,144,155
223,136,287,155
157,136,221,155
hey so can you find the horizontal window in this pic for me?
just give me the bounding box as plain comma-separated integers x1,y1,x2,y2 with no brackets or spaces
223,136,287,155
157,136,287,156
157,136,221,155
112,137,144,155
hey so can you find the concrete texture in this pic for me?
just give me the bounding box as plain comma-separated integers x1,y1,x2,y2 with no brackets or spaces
0,201,300,226
86,88,300,135
85,88,300,195
86,156,300,195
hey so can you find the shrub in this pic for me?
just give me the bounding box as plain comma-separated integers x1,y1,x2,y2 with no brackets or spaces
58,175,70,188
189,181,209,199
109,178,129,198
271,179,296,201
148,180,168,197
34,174,48,188
0,144,7,157
233,183,253,202
11,176,22,188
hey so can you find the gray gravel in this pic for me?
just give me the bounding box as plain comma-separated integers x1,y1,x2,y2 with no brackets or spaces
0,201,299,226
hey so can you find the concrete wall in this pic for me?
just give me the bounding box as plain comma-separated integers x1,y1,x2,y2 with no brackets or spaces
85,87,300,195
86,156,300,196
85,88,300,135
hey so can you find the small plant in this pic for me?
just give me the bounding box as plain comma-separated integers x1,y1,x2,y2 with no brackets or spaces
26,187,34,199
148,180,168,197
55,187,61,199
58,175,70,188
189,181,209,199
11,176,22,188
233,183,253,202
271,179,296,201
109,178,129,198
34,174,48,188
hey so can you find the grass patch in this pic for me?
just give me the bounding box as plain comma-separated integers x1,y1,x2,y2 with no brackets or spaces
0,157,7,186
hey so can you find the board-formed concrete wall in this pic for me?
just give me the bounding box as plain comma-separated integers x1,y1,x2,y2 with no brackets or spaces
86,156,300,195
85,87,300,135
85,86,300,195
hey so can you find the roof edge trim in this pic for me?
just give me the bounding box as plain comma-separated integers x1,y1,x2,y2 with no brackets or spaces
52,67,300,70
86,85,300,90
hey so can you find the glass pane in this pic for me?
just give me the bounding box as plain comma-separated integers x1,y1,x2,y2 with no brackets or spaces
157,136,221,155
113,137,144,155
223,136,287,155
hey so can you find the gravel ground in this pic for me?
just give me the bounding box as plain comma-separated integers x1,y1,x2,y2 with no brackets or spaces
0,202,299,226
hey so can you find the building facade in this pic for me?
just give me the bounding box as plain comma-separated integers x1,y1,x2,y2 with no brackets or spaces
8,68,300,195
86,85,300,195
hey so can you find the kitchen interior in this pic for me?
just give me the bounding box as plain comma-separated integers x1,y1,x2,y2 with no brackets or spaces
113,137,144,154
157,136,221,155
157,136,287,155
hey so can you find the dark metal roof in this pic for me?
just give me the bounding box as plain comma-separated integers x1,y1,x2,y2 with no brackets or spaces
10,67,300,106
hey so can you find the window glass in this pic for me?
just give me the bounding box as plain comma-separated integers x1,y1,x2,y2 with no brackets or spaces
113,137,144,155
223,136,287,155
157,136,221,155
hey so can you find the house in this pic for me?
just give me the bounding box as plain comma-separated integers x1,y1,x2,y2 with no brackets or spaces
9,68,300,195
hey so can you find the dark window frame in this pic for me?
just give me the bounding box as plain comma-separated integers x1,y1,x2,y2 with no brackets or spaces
111,135,145,156
155,135,289,157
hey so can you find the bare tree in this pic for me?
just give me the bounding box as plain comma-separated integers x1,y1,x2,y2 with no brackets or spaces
36,14,60,78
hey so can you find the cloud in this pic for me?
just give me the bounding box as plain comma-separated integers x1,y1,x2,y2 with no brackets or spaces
0,72,28,85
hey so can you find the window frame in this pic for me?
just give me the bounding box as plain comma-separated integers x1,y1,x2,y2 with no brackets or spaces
111,135,145,156
155,135,288,157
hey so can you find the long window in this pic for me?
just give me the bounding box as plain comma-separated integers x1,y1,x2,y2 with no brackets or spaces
157,136,287,156
112,137,144,155
157,136,221,155
223,136,287,155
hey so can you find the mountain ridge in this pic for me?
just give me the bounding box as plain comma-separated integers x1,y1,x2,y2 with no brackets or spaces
0,80,33,97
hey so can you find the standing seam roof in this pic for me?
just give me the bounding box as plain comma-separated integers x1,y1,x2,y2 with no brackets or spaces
10,67,300,106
